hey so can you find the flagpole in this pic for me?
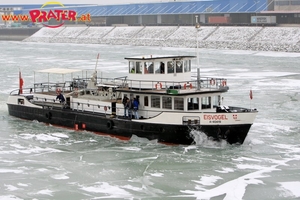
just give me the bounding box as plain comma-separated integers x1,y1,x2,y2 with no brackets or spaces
249,88,253,109
19,69,24,94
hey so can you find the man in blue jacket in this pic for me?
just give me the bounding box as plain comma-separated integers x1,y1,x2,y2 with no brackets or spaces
133,97,139,119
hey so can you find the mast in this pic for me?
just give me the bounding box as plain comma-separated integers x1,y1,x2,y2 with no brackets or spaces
195,15,201,91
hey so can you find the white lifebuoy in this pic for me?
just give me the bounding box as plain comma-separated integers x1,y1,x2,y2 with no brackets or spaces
155,82,162,90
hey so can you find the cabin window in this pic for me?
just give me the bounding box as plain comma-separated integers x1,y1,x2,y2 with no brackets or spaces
184,60,191,72
213,96,221,108
18,98,24,105
129,61,135,73
151,96,160,108
174,97,184,110
144,96,149,107
162,97,172,109
136,62,142,74
175,61,183,73
188,97,199,110
167,61,174,74
201,96,211,109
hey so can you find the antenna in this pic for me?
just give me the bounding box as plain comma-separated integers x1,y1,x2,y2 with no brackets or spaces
95,53,100,72
92,53,100,86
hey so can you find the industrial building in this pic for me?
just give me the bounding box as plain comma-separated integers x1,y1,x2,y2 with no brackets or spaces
1,0,300,27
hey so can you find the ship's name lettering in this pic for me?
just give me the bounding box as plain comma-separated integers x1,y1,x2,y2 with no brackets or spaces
204,114,228,120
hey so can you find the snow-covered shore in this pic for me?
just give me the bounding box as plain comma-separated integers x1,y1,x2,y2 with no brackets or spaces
23,26,300,52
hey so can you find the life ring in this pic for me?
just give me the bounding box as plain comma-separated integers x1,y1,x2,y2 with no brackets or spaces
183,84,187,89
222,80,227,87
155,82,162,90
189,83,193,89
107,120,114,129
210,79,215,86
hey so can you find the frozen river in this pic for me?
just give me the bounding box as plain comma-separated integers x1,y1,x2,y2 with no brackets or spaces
0,41,300,199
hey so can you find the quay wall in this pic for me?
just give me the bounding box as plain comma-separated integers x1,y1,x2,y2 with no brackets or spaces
4,26,300,52
0,28,40,41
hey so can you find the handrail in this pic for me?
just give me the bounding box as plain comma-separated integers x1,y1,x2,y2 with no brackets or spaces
29,95,165,118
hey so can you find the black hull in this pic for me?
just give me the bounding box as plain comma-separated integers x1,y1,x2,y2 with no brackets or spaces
7,104,252,145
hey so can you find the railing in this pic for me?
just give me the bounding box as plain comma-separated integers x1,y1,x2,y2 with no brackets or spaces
10,88,34,95
27,95,164,118
28,74,228,95
113,76,228,91
33,82,68,93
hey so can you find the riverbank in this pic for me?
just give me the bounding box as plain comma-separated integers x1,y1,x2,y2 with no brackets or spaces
3,26,300,52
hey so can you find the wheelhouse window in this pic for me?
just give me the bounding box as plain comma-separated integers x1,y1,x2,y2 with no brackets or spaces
151,96,160,108
146,62,154,74
175,61,183,73
154,62,165,74
184,60,191,72
162,96,172,109
136,62,142,74
167,61,174,74
188,97,199,110
144,96,149,106
174,97,184,110
129,61,135,73
201,96,211,109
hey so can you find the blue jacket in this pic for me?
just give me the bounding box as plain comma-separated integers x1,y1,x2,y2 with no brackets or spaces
133,99,139,109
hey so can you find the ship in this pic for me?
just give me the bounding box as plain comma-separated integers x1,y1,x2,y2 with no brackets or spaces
7,55,257,145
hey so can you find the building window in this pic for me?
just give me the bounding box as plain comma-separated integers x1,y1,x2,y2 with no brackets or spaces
275,1,290,5
291,0,300,5
151,96,160,108
174,97,184,110
162,96,172,109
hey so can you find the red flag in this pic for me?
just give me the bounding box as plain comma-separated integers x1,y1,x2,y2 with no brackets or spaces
19,71,24,94
250,89,253,100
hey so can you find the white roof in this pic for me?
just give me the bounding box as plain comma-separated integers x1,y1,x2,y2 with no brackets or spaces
35,68,82,74
124,55,196,60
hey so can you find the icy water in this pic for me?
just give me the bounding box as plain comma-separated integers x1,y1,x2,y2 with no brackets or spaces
0,41,300,200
